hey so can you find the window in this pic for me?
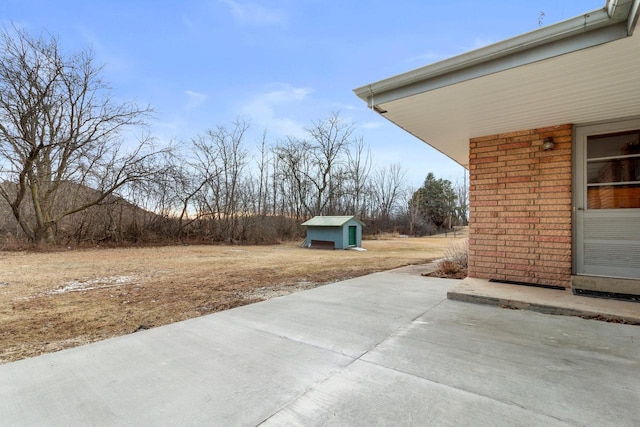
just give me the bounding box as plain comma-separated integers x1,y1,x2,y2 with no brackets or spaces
586,130,640,209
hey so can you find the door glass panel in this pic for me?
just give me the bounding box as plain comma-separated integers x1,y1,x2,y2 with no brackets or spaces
587,158,640,184
588,184,640,209
587,130,640,159
587,130,640,209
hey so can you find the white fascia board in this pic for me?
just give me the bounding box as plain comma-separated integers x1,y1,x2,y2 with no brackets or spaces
628,0,640,34
354,4,631,107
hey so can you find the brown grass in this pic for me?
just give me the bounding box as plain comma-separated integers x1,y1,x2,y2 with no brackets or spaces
0,235,462,364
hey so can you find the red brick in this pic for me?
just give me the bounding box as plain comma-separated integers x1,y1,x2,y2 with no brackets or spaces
499,129,534,138
535,235,571,243
470,156,498,165
475,161,506,170
469,124,573,287
498,175,532,184
471,200,500,207
502,164,533,173
500,141,531,150
535,124,572,134
499,153,533,162
534,185,571,193
505,217,541,224
471,134,503,143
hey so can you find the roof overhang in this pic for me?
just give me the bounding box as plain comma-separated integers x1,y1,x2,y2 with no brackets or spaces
354,0,640,168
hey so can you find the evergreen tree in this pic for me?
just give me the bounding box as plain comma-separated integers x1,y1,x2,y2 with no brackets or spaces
411,173,457,229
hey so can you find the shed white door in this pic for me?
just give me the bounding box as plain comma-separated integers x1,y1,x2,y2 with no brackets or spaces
574,119,640,280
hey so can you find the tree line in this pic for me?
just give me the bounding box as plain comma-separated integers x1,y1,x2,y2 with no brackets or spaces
0,27,467,246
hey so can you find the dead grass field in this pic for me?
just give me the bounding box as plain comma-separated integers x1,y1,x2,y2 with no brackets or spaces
1,234,465,364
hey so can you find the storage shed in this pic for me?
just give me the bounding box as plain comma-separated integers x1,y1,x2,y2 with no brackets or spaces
301,216,364,249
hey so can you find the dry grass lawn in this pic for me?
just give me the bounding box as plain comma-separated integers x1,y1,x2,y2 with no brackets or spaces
1,235,464,364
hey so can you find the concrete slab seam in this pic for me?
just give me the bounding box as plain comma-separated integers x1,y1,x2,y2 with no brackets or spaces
349,357,576,426
255,360,356,426
257,297,450,425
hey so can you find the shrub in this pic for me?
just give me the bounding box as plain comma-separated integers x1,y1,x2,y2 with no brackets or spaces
434,238,468,277
444,238,468,269
437,260,460,275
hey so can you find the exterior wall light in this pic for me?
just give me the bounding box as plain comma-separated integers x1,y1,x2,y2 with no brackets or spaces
542,137,555,151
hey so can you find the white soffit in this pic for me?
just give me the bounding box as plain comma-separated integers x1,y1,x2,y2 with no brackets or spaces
355,1,640,168
381,30,640,167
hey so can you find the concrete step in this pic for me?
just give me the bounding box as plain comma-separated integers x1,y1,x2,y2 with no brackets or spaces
448,277,640,324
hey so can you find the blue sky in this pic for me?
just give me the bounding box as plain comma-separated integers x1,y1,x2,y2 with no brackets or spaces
1,0,603,186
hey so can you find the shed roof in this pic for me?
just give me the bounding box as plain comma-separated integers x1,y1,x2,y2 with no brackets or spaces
353,0,640,168
301,216,364,227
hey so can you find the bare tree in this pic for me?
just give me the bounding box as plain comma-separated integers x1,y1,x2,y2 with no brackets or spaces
255,130,271,217
371,163,406,222
272,112,355,218
0,26,160,243
305,112,353,215
345,137,372,218
273,137,313,219
127,148,207,240
190,120,249,242
404,186,424,236
454,170,469,226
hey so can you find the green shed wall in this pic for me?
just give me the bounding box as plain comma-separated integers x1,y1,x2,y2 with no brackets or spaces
305,218,362,249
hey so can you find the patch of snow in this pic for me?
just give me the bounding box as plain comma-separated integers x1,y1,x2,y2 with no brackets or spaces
50,275,136,294
242,281,319,300
349,247,367,251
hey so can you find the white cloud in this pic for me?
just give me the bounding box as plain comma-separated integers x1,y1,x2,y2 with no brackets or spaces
241,84,312,138
184,90,208,110
74,26,132,75
221,0,286,26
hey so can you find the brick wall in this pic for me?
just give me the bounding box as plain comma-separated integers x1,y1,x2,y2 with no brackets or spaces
468,124,572,288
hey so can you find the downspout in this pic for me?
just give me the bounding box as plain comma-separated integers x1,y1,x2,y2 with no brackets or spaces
607,0,640,34
628,0,640,34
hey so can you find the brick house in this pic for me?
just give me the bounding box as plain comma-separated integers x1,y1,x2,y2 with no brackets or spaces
355,1,640,298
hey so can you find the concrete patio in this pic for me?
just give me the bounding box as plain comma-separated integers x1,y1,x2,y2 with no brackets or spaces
1,268,639,426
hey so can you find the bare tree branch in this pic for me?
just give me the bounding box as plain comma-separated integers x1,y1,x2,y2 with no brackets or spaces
0,25,159,243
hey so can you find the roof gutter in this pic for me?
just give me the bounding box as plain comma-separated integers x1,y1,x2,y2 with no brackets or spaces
354,1,639,106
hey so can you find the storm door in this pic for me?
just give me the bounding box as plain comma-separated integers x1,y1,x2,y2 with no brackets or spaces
575,119,640,279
